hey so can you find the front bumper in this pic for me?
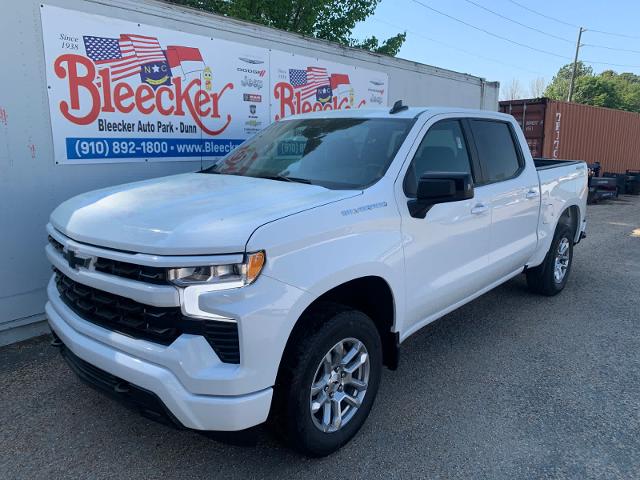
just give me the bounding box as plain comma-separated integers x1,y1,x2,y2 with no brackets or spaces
45,224,313,431
54,334,184,428
47,296,272,431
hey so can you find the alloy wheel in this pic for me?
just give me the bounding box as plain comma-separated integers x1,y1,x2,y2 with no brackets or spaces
309,338,370,433
554,237,571,283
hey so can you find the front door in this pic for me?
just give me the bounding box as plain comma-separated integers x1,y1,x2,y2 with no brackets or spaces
397,117,493,337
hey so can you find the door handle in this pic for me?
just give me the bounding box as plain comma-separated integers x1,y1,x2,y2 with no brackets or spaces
525,190,539,199
471,203,489,215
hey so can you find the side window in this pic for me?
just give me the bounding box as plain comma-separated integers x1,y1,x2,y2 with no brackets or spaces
404,120,472,197
470,120,522,183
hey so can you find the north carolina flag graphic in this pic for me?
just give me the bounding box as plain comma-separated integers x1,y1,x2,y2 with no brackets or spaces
330,73,350,90
165,45,205,77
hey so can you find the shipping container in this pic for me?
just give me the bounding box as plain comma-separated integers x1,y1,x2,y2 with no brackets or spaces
500,98,640,173
0,0,499,344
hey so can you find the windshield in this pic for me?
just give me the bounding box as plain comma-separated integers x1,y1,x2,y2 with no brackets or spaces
201,117,415,189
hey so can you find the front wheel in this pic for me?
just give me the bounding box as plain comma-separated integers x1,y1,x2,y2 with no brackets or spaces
526,223,575,296
272,303,382,457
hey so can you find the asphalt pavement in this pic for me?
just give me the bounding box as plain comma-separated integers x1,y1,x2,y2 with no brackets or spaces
1,194,639,479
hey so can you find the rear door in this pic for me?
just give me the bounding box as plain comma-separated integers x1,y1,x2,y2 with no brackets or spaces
396,117,493,335
467,119,540,279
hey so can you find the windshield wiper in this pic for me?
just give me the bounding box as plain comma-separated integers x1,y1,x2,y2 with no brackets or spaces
258,175,312,185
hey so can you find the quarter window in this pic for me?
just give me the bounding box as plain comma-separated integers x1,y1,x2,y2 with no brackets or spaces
404,120,473,197
469,120,522,183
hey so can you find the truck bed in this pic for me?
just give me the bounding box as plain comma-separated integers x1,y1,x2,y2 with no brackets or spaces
534,158,584,170
532,158,588,266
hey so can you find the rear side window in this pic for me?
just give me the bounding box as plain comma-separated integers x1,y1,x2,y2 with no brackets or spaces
404,120,472,196
469,120,522,183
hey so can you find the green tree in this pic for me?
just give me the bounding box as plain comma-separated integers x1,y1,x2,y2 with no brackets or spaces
167,0,406,56
543,63,640,113
544,61,593,101
610,72,640,112
618,72,640,84
352,33,407,56
572,76,623,109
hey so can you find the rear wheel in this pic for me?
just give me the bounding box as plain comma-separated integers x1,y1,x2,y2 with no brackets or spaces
526,223,574,296
271,303,382,457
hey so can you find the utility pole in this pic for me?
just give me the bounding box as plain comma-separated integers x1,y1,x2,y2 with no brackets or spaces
568,27,585,102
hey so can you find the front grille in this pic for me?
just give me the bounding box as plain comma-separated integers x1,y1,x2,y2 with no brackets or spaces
94,257,168,285
54,270,240,363
55,269,182,344
47,236,168,285
48,235,64,253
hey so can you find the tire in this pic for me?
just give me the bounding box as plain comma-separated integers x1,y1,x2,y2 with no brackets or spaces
271,302,382,457
526,223,574,296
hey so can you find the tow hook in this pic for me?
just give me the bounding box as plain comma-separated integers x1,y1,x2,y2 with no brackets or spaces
114,382,130,394
50,332,63,347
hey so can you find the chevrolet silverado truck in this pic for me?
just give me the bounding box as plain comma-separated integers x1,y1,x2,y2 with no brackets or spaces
45,104,587,456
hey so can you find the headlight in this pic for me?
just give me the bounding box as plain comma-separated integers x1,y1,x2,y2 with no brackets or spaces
168,251,265,288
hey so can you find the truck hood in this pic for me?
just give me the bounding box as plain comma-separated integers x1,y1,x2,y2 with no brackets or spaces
50,173,359,255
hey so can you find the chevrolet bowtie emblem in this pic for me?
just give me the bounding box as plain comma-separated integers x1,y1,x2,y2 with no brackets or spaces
64,249,90,270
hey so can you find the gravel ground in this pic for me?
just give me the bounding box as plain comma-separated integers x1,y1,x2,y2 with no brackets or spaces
1,195,639,480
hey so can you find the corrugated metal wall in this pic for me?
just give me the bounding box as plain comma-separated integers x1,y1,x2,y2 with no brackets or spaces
499,101,546,158
500,98,640,173
543,100,640,173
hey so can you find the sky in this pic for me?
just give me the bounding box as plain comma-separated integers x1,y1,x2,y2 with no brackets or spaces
352,0,640,98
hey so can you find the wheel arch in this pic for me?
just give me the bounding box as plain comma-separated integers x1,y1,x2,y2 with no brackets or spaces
278,276,399,377
558,204,581,243
526,201,582,269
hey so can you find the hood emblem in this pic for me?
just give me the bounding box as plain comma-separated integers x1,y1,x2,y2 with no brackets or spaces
64,249,90,270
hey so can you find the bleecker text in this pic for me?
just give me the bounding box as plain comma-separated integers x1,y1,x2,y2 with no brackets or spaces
274,82,366,120
54,54,234,135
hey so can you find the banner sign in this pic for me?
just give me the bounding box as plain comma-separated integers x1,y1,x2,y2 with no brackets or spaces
40,5,389,164
270,50,389,121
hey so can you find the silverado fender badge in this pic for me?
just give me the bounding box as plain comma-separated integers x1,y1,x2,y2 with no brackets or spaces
341,201,388,217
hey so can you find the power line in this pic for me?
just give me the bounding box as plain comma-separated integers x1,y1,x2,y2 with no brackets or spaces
371,17,546,75
408,0,640,71
470,0,640,53
581,59,640,69
583,43,640,55
462,0,572,44
587,29,640,40
508,0,640,40
506,0,578,28
408,0,571,59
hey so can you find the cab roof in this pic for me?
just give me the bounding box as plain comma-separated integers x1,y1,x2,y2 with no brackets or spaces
284,106,513,122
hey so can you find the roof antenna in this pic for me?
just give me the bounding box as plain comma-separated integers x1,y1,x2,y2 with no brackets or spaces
389,100,408,114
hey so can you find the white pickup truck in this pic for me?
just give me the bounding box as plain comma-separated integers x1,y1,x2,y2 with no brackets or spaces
46,104,587,456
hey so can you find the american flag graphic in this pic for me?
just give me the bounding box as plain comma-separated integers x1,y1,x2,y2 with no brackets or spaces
83,34,166,81
289,67,330,100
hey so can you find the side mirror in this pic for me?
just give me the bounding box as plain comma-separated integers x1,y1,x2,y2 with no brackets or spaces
408,172,474,218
